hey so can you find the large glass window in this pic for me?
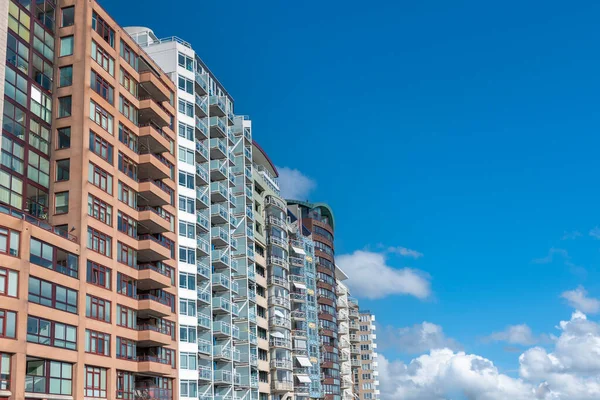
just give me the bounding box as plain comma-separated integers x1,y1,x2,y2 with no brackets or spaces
178,171,194,189
30,86,52,123
120,41,138,70
8,1,30,42
116,370,134,399
87,227,112,257
27,150,50,187
29,119,50,155
180,352,197,370
120,68,137,97
178,195,194,213
178,99,193,117
85,330,110,357
118,153,137,181
85,366,107,398
180,380,197,397
59,65,72,87
0,227,20,257
87,260,111,289
61,6,74,27
119,95,138,125
26,316,77,349
178,53,193,71
117,273,137,298
0,268,18,297
91,69,114,104
116,304,137,329
92,12,114,47
178,246,195,264
89,130,113,163
178,146,194,165
0,170,23,209
88,162,113,194
116,337,136,360
89,100,114,134
28,276,77,313
54,191,68,214
4,66,28,107
25,358,73,395
91,40,114,75
6,32,29,74
59,36,73,56
178,76,193,94
178,122,194,141
88,194,113,226
117,242,137,268
118,181,137,209
30,237,78,278
178,272,195,290
86,295,110,323
32,53,53,92
2,101,27,140
179,325,196,343
0,310,16,338
56,159,70,181
117,211,137,238
1,136,24,174
57,96,71,118
57,127,71,149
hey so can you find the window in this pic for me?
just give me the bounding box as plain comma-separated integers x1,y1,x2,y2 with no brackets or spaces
116,337,136,360
178,76,193,94
90,69,114,104
56,159,70,181
59,36,73,56
88,162,113,194
28,276,78,313
89,130,113,163
179,221,195,239
116,370,135,399
91,40,114,75
26,316,77,350
2,100,27,140
178,171,194,189
4,66,28,107
179,299,196,317
180,380,197,397
57,96,72,118
118,123,138,152
0,268,18,297
179,325,196,343
6,32,29,75
178,122,194,141
178,146,195,165
92,12,114,46
54,192,68,214
1,135,24,174
89,100,114,134
34,0,55,31
117,242,137,268
29,119,50,155
57,127,71,149
117,211,137,238
179,272,195,290
8,1,30,41
27,150,50,187
118,181,137,209
120,40,138,70
87,260,111,289
0,353,10,390
180,352,197,370
118,153,138,181
85,366,107,398
58,65,73,87
85,330,110,357
178,246,195,264
120,68,137,97
30,237,79,278
360,344,370,351
178,53,193,71
30,86,52,123
0,310,16,338
116,304,137,329
86,295,111,323
61,6,74,27
178,195,194,213
87,227,112,257
117,273,137,298
32,53,53,91
0,227,19,257
88,194,112,226
25,358,72,395
178,99,194,117
119,95,138,125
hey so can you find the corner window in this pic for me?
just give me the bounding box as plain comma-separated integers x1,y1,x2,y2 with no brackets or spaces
25,358,73,395
30,237,78,278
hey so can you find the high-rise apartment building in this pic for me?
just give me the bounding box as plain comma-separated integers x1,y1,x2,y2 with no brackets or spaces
1,0,180,399
287,201,339,400
351,311,380,400
126,27,259,400
335,274,354,400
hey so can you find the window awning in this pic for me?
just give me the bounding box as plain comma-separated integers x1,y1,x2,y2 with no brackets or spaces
274,309,285,318
270,331,285,338
296,374,311,383
292,246,306,255
293,282,307,289
296,356,312,367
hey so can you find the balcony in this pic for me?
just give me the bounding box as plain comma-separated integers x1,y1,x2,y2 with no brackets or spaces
139,71,170,103
139,96,171,127
268,275,289,289
138,294,172,318
267,216,287,229
212,273,231,291
137,324,173,347
139,153,171,181
196,187,210,209
211,203,229,224
231,280,239,294
291,310,306,320
290,292,306,303
197,287,211,305
270,316,291,330
210,116,227,137
214,370,233,385
211,182,229,203
269,236,287,249
209,96,227,117
195,94,208,117
269,337,292,349
243,127,251,142
213,297,232,314
137,356,173,376
198,338,212,355
210,159,228,181
197,212,210,232
212,248,230,269
195,72,208,95
268,256,289,270
139,180,172,207
210,138,227,159
269,295,291,309
139,123,172,154
196,140,209,162
198,312,211,330
271,358,293,370
214,344,232,360
198,366,212,381
137,206,172,235
196,117,208,139
196,163,209,185
211,226,229,247
137,263,172,290
197,236,210,256
271,380,294,392
265,196,287,212
138,235,172,262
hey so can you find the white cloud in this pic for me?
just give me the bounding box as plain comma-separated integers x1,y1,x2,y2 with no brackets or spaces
486,324,553,346
336,250,431,299
378,312,600,399
532,248,569,264
589,227,600,239
388,246,424,259
275,166,316,200
380,322,461,354
561,286,600,314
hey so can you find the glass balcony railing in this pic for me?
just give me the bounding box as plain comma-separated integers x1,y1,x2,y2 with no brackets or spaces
198,312,211,329
196,140,209,158
197,259,210,278
195,117,208,137
197,236,210,254
213,320,232,335
211,181,229,198
195,72,208,92
211,204,229,220
213,297,232,312
212,273,231,289
196,287,210,304
198,338,212,354
211,226,229,243
212,249,230,266
232,325,240,340
210,138,227,155
214,344,232,359
198,365,212,380
196,188,209,206
214,370,233,383
197,212,209,230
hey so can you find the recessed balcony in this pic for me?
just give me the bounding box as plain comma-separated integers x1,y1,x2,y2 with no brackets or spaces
209,96,227,117
139,96,171,127
139,71,171,103
139,153,171,181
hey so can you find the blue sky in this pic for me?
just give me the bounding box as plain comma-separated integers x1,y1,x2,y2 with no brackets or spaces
104,0,600,397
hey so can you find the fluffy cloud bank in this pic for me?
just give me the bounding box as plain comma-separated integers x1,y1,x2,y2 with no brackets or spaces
275,166,316,200
379,312,600,399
